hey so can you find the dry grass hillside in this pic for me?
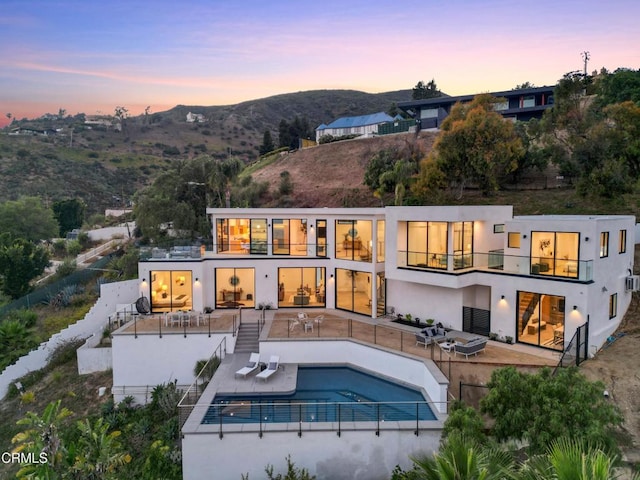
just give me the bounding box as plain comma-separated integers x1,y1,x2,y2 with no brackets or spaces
250,132,438,207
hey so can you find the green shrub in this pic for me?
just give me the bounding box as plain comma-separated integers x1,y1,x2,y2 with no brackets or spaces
55,259,77,279
66,240,82,257
6,308,38,328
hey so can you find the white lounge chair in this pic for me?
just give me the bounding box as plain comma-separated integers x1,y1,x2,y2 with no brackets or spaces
256,355,280,382
235,352,260,378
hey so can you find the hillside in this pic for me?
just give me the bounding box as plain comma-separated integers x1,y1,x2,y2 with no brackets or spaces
0,89,412,213
249,132,438,207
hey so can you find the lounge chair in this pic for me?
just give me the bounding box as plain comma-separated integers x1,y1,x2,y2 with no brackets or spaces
235,352,260,378
256,355,280,382
453,338,487,359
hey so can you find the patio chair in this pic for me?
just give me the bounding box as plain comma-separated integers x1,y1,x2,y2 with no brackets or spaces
415,333,429,349
313,315,325,324
256,355,280,382
235,352,261,378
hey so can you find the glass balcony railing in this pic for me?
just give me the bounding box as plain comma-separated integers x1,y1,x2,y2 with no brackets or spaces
397,250,593,281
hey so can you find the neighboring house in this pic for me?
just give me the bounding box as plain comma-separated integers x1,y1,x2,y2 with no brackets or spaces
398,85,555,130
134,206,634,356
84,115,116,128
186,112,206,123
315,112,401,142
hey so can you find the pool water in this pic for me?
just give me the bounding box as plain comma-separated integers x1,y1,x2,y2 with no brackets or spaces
202,366,436,424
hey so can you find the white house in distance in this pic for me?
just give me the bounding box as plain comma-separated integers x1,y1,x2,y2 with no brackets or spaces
132,205,634,355
186,112,206,123
315,112,400,143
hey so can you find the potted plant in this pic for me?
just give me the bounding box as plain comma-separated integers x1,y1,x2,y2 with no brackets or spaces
405,313,413,324
414,316,421,326
489,332,498,341
505,336,513,344
425,318,435,326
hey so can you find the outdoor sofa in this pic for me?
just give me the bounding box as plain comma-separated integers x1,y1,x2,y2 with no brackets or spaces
415,326,446,348
453,338,487,359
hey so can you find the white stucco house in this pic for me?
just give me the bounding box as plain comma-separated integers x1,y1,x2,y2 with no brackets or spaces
131,206,634,355
109,205,635,479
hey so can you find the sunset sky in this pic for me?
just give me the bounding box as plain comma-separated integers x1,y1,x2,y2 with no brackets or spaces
1,0,639,127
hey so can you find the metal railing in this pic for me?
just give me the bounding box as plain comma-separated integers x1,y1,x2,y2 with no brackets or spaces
191,399,439,439
178,337,227,427
397,250,593,281
554,320,589,372
111,310,236,339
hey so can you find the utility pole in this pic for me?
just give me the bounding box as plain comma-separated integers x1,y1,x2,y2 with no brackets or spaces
581,51,590,77
581,51,590,95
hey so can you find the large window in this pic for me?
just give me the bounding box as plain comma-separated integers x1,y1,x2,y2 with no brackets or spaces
150,270,193,312
215,268,254,309
335,268,372,316
277,267,326,308
407,221,447,268
216,218,251,254
250,219,267,254
453,221,473,269
530,231,579,278
335,220,372,262
273,219,308,256
516,291,564,350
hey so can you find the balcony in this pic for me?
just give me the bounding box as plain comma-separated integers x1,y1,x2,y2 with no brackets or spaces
397,250,593,282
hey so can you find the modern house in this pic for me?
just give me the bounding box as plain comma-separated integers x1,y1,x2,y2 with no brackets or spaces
397,85,555,130
315,112,401,142
109,205,634,478
134,206,634,354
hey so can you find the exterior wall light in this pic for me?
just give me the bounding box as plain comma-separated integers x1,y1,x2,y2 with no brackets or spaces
573,305,578,311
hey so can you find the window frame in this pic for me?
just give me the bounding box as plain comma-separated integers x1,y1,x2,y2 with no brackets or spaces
507,232,521,248
609,293,618,319
600,231,609,258
619,229,627,254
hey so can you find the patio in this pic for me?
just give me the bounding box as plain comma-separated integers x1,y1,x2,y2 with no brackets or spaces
266,309,559,368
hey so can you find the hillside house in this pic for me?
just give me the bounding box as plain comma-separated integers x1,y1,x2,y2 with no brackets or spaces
186,112,206,123
315,112,401,142
398,85,555,130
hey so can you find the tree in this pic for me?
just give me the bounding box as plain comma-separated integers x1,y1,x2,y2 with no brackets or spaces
70,417,131,479
58,108,66,119
596,67,640,107
408,434,514,480
514,81,536,90
278,116,313,150
12,400,73,479
114,105,129,134
0,197,59,242
259,129,275,155
424,94,524,197
509,437,638,480
0,234,50,298
279,171,293,196
0,320,38,370
52,198,86,237
480,366,623,455
412,79,442,100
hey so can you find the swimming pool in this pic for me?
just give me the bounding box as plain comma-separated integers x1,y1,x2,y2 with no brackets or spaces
202,366,436,424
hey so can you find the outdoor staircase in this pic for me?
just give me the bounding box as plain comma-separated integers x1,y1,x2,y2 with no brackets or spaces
234,322,260,353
